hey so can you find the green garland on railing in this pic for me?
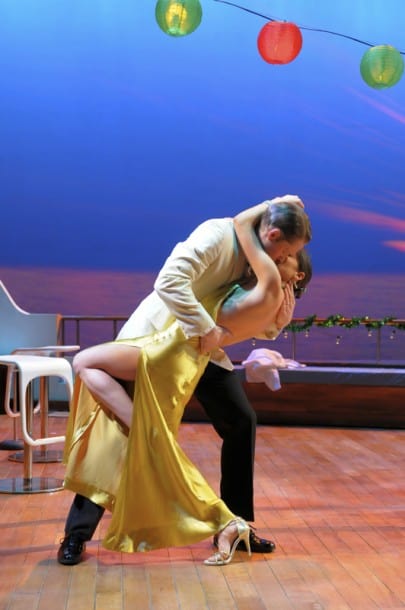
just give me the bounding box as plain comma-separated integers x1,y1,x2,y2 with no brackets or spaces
284,315,405,333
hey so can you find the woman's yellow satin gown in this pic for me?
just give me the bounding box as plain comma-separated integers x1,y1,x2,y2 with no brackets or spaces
63,288,236,552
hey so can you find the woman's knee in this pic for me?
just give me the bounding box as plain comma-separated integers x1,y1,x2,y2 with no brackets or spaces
72,351,85,376
73,344,139,381
72,347,102,376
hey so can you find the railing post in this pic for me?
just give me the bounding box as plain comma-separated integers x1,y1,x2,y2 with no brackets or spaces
376,327,381,364
292,332,297,361
75,320,80,346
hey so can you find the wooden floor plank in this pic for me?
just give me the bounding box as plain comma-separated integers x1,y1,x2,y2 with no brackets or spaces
196,563,238,609
95,564,124,610
0,415,405,610
245,560,294,610
319,555,379,609
170,559,209,610
66,563,98,610
336,554,404,608
221,562,268,609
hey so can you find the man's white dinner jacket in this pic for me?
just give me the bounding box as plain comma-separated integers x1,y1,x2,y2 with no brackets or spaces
117,217,277,370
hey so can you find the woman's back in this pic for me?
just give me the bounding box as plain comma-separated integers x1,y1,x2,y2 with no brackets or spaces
216,279,283,346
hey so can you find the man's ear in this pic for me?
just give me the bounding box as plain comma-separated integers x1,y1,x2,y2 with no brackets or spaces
267,227,282,241
296,271,305,282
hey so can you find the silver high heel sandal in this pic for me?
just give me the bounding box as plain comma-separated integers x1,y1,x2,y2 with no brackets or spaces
204,518,251,566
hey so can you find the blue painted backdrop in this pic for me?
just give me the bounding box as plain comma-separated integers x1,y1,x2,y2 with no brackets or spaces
1,0,404,275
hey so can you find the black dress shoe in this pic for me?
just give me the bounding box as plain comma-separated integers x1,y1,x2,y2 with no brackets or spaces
57,534,86,565
213,526,276,554
237,528,276,553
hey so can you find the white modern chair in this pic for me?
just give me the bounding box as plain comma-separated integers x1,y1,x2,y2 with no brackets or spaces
0,281,79,493
0,354,74,493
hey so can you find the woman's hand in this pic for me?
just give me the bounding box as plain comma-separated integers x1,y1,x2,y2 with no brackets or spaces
274,283,296,331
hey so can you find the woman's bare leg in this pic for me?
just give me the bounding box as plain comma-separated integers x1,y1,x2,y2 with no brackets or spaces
73,343,141,428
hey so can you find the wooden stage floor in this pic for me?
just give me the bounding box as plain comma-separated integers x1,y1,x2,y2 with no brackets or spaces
0,414,404,609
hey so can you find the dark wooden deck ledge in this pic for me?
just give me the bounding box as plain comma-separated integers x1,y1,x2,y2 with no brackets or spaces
185,365,405,429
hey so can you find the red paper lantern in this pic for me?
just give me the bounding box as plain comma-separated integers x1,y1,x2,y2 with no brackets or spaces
257,21,303,65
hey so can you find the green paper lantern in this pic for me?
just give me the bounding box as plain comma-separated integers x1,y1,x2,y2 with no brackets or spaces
155,0,202,37
360,45,404,89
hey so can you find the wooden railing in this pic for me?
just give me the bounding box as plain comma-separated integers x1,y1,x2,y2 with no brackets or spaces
59,315,128,346
58,315,405,365
282,316,405,362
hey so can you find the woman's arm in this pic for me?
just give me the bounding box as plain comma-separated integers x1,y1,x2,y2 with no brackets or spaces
233,202,280,289
214,203,284,345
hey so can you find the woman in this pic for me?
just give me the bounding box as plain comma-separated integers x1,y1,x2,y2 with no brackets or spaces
63,202,311,566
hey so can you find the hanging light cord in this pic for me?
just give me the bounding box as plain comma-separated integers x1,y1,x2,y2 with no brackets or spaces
213,0,405,54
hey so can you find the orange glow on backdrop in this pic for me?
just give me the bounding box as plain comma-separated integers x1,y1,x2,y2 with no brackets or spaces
383,241,405,253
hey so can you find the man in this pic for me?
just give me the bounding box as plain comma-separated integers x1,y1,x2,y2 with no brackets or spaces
58,195,311,565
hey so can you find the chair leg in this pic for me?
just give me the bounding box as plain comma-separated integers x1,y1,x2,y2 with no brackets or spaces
0,370,24,451
0,378,64,494
23,383,33,480
8,376,63,463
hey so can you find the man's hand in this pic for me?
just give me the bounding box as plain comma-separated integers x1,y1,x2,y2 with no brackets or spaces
199,325,233,354
269,194,305,209
275,283,296,330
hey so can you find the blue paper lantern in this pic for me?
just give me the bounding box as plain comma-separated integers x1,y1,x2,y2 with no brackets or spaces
155,0,202,37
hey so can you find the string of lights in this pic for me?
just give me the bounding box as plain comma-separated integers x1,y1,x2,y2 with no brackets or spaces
214,0,405,54
155,0,405,88
284,315,405,334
